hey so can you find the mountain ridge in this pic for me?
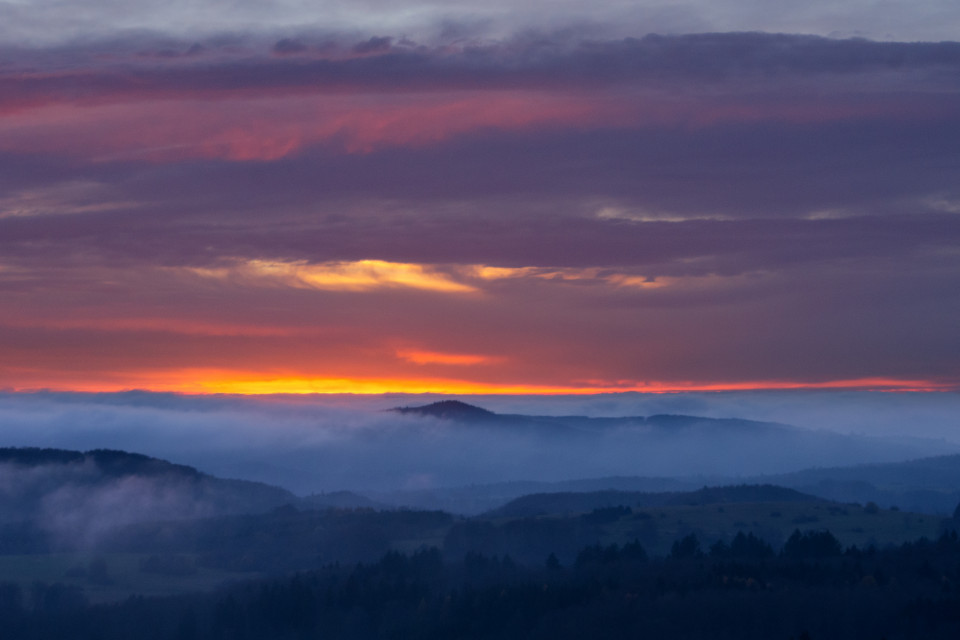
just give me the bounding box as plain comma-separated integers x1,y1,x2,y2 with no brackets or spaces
391,400,790,433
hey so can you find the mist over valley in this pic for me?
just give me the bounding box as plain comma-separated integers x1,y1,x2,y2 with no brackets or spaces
0,392,956,496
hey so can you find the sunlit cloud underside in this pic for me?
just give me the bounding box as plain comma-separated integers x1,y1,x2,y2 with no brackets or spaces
184,259,679,294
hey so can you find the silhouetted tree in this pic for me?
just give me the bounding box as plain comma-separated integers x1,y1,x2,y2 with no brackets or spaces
670,533,702,559
782,530,842,559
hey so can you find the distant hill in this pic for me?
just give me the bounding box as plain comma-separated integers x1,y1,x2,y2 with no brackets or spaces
392,400,498,421
377,453,960,517
370,476,698,515
0,447,206,480
762,453,960,489
376,401,959,512
751,454,960,515
485,484,825,518
390,401,784,435
298,490,384,510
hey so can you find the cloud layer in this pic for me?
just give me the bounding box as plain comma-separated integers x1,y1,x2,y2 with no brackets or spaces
3,1,960,44
0,25,958,393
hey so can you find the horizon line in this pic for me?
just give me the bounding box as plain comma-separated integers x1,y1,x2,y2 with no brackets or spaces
2,376,956,396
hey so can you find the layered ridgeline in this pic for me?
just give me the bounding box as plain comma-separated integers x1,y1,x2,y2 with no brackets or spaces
379,401,960,514
755,455,960,514
373,456,960,516
1,399,957,560
0,446,948,572
0,444,955,603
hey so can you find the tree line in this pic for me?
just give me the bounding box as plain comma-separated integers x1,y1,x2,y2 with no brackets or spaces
2,527,960,639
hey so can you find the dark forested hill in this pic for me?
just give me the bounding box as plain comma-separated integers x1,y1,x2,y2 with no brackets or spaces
0,447,297,547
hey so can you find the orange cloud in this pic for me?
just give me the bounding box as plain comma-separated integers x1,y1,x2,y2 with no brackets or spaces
8,89,926,164
0,91,609,162
396,349,500,366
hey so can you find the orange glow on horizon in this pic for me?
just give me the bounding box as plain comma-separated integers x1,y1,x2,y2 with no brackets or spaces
5,373,954,395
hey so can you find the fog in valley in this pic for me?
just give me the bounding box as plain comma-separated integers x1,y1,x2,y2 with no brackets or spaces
0,391,957,495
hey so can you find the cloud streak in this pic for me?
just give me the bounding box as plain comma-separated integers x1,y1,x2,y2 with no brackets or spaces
2,1,960,45
1,33,959,162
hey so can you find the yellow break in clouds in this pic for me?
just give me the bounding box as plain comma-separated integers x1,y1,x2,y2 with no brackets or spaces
188,259,676,294
192,259,477,293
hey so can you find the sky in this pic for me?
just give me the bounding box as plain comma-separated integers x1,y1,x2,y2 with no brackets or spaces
1,0,959,395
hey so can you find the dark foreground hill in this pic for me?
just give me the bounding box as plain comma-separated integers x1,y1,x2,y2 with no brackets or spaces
15,530,960,640
0,448,302,547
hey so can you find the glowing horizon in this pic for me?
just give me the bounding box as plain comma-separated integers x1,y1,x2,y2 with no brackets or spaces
5,374,955,396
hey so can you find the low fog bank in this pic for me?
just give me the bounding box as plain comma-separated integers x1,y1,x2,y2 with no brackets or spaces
0,391,956,495
450,391,960,443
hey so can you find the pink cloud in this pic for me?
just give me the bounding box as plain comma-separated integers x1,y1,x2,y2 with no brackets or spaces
1,88,953,163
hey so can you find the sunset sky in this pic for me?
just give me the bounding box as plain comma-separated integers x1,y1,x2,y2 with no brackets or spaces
1,1,959,395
